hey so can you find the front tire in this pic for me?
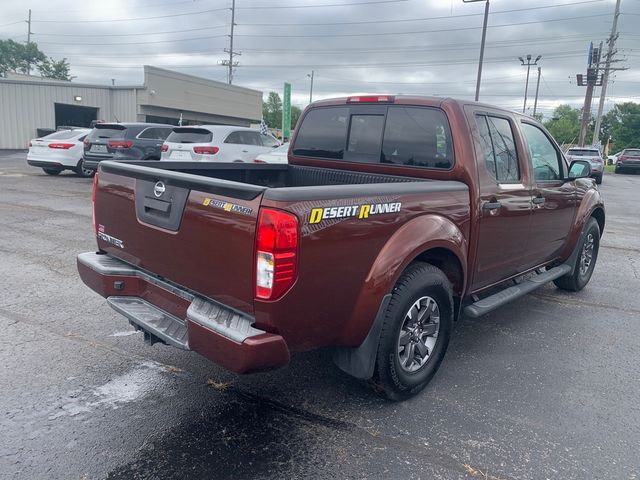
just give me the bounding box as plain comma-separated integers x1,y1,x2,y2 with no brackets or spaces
553,217,600,292
595,173,603,185
372,263,453,401
42,168,60,176
75,159,95,178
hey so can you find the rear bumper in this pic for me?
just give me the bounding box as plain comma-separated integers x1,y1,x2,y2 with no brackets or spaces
27,159,68,170
616,163,640,171
77,252,290,373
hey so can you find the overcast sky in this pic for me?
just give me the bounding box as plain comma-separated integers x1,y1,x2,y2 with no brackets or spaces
1,0,639,117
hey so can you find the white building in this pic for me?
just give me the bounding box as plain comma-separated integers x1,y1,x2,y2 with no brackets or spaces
0,65,263,149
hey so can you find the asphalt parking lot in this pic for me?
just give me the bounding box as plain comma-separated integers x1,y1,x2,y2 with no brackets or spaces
1,151,639,480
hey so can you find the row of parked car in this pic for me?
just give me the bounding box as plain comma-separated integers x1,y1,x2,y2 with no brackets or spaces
563,145,640,185
27,122,287,177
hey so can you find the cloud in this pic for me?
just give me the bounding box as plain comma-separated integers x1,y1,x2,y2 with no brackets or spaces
1,0,636,116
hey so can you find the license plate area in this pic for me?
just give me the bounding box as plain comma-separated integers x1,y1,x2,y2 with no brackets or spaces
170,150,191,160
91,145,108,153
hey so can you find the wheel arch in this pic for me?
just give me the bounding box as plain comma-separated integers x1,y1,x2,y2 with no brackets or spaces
590,206,605,234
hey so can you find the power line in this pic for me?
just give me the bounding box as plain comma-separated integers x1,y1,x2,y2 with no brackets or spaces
32,25,228,37
37,34,228,46
240,0,607,26
236,0,408,9
68,51,583,69
235,13,613,38
31,7,230,24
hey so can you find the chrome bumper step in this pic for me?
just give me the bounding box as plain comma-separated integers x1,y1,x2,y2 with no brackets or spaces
107,296,189,350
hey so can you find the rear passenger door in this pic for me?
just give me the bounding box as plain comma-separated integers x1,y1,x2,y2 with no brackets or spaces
470,112,533,291
519,122,576,263
137,127,165,159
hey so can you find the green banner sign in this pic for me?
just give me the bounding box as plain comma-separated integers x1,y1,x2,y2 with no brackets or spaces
282,82,291,140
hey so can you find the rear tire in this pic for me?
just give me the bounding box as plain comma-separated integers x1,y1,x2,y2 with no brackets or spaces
595,174,603,185
42,168,60,176
553,217,600,292
371,263,453,401
75,159,95,178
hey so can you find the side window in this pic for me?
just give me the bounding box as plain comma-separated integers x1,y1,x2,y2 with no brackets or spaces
347,115,385,157
244,131,263,146
521,123,563,181
475,115,520,182
225,131,242,144
292,107,349,159
138,128,155,139
157,128,172,140
382,106,454,169
261,134,280,147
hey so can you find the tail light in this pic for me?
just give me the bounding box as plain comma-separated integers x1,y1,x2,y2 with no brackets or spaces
28,141,32,148
253,159,266,163
193,146,219,154
255,208,298,300
92,172,99,235
619,155,627,162
48,143,75,149
160,144,168,152
83,138,90,146
107,140,133,149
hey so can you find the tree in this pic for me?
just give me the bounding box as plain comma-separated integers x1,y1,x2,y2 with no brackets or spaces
262,91,303,131
0,39,46,76
606,102,640,151
38,57,73,81
0,39,71,80
262,91,283,128
543,104,583,146
291,105,302,129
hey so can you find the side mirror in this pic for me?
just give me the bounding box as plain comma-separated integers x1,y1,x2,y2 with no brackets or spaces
568,160,591,180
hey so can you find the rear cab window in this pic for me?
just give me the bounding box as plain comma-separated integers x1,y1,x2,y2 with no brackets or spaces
292,104,454,169
166,128,213,144
88,125,126,141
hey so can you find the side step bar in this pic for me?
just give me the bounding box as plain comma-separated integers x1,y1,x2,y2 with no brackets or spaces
463,264,572,318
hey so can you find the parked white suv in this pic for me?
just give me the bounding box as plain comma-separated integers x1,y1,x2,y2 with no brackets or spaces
161,126,280,162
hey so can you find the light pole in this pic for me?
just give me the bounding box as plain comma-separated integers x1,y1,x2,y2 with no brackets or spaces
519,54,541,113
307,70,314,104
463,0,490,102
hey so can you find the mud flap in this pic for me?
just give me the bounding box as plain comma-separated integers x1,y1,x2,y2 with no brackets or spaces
332,294,392,380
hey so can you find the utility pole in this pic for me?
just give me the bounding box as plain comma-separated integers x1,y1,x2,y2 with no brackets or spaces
592,0,621,146
463,0,489,102
307,70,314,103
533,67,541,117
221,0,239,84
576,42,603,147
26,9,32,75
519,54,541,113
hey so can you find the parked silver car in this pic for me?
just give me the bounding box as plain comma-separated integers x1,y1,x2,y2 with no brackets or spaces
161,126,280,162
565,147,604,184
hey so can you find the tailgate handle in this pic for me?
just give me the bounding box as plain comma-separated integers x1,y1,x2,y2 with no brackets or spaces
143,196,171,214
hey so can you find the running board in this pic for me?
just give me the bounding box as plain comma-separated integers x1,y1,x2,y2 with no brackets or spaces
463,264,572,318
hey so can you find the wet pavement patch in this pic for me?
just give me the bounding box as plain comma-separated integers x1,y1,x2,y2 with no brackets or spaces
105,388,469,480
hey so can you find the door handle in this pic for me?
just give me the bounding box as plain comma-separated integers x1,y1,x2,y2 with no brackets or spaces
242,149,249,153
482,201,502,210
532,196,545,205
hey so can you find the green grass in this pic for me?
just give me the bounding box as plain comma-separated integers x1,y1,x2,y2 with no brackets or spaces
605,164,616,173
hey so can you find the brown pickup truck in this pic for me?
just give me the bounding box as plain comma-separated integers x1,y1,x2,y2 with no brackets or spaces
78,96,604,400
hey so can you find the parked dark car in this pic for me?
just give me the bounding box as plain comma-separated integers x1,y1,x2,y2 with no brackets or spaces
83,123,174,170
615,148,640,173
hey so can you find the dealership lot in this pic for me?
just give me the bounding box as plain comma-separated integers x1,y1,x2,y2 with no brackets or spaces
1,151,639,479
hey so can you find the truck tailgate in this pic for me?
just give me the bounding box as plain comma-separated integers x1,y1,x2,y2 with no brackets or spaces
94,161,266,315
